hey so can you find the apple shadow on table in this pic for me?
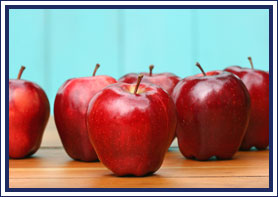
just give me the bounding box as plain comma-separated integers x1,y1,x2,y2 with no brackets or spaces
185,155,237,162
9,154,41,160
239,146,269,152
72,158,100,163
104,172,162,178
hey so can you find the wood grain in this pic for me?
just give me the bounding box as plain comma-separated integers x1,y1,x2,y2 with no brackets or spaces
9,117,269,188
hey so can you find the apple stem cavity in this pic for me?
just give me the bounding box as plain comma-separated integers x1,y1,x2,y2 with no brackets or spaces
248,57,254,69
93,64,100,76
196,62,206,76
134,74,144,94
17,66,26,79
149,65,154,76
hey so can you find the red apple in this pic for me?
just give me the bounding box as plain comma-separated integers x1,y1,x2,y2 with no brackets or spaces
86,75,177,176
225,57,269,150
54,64,117,161
119,65,180,95
9,66,50,158
172,63,251,160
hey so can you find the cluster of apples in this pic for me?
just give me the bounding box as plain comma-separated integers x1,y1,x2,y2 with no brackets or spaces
9,57,269,177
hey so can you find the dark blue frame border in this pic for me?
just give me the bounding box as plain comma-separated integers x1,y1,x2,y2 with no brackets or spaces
3,4,274,193
1,0,278,1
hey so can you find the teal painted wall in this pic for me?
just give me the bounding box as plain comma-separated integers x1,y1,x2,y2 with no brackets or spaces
9,9,269,112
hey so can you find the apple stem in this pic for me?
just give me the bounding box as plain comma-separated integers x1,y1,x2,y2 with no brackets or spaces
196,62,206,76
92,64,100,76
248,57,254,69
134,74,144,94
149,65,154,76
17,66,26,79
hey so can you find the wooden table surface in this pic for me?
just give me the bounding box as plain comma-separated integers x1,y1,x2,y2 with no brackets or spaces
9,117,269,188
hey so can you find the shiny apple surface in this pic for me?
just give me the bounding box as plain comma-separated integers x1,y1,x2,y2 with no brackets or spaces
9,79,50,158
172,71,251,160
119,72,180,95
54,76,117,161
87,82,177,176
225,66,269,150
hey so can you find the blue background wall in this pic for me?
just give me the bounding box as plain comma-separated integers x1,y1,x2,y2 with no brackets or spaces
9,9,269,112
